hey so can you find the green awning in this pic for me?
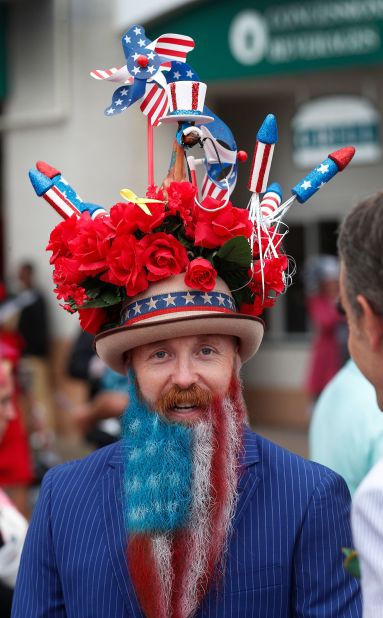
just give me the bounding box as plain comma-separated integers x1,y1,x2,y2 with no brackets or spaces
148,0,383,82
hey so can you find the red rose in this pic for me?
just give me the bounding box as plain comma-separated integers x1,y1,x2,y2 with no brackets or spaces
78,307,108,335
68,213,115,276
140,232,188,281
46,215,80,264
184,258,217,291
53,256,83,286
194,199,252,248
101,234,148,297
109,200,165,235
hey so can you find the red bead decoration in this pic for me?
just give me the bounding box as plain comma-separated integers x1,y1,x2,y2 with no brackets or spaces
137,55,149,68
237,150,248,162
191,82,199,110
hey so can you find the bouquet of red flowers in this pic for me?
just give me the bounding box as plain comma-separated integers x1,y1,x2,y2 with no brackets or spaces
46,180,288,334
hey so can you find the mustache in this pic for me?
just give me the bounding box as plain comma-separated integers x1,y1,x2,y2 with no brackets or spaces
156,384,213,413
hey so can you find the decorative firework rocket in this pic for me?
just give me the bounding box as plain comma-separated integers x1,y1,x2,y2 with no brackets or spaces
260,182,283,222
291,147,356,203
248,114,278,194
268,146,357,224
29,161,106,220
247,114,279,261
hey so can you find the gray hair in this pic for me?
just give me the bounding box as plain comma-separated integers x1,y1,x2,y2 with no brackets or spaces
338,191,383,317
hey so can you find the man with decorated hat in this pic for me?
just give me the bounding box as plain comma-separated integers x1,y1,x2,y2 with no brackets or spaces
12,24,361,618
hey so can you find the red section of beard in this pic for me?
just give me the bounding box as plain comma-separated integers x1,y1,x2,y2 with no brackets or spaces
127,536,167,617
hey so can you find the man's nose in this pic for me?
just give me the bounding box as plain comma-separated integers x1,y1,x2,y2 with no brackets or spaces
171,355,198,389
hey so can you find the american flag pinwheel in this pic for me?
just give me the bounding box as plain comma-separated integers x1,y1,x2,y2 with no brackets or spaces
90,25,195,127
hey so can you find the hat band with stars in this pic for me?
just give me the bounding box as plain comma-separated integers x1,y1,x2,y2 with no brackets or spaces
121,290,237,327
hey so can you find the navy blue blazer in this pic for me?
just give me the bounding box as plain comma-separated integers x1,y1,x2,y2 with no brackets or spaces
12,427,361,617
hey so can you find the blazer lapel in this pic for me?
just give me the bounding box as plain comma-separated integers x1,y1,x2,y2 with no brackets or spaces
100,443,142,616
233,425,261,527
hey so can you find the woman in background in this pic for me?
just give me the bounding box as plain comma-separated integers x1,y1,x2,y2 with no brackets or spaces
304,255,348,402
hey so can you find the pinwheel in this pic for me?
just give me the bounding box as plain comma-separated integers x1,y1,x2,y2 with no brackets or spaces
90,25,195,185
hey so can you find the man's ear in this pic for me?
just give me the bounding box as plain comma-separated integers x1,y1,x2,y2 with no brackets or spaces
356,294,383,351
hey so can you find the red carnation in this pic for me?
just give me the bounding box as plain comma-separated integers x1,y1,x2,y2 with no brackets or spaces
194,199,252,248
167,181,196,223
46,215,80,264
140,232,188,282
101,234,148,297
53,256,83,286
184,258,217,292
250,255,288,295
68,213,115,276
240,294,275,317
252,227,284,259
78,307,108,335
55,283,87,305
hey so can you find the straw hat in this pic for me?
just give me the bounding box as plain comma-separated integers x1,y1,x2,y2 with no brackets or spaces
95,274,264,374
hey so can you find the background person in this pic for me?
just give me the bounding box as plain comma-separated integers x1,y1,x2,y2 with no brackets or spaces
304,254,348,402
0,290,34,517
0,361,28,618
310,358,383,496
338,190,383,616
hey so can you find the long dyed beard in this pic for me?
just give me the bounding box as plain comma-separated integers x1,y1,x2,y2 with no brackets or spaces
122,375,246,618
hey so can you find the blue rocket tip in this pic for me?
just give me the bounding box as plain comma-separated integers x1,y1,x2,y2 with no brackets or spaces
266,182,282,198
257,114,278,144
28,169,53,196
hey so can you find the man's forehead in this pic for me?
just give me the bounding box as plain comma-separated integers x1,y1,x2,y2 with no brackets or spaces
129,334,238,357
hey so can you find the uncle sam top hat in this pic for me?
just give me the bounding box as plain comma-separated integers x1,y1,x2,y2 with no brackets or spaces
158,62,213,125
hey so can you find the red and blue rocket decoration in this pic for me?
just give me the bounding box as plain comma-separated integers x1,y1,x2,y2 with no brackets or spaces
291,147,355,203
260,183,283,223
28,161,106,220
248,114,278,194
247,114,279,260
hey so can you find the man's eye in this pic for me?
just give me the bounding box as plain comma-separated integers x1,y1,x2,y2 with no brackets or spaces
153,350,167,359
201,347,213,355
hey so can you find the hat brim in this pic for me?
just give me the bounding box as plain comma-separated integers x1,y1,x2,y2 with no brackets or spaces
159,114,214,125
95,313,264,374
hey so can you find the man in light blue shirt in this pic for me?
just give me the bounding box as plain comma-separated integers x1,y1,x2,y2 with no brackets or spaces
310,359,383,496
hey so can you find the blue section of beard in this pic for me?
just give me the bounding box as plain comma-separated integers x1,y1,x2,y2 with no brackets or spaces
122,373,193,533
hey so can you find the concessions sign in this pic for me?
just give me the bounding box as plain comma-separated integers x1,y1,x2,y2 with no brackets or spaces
149,0,383,81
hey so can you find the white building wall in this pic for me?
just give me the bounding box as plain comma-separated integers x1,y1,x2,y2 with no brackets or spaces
2,0,174,337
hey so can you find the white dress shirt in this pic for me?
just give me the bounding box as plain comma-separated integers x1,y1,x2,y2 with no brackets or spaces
352,458,383,617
